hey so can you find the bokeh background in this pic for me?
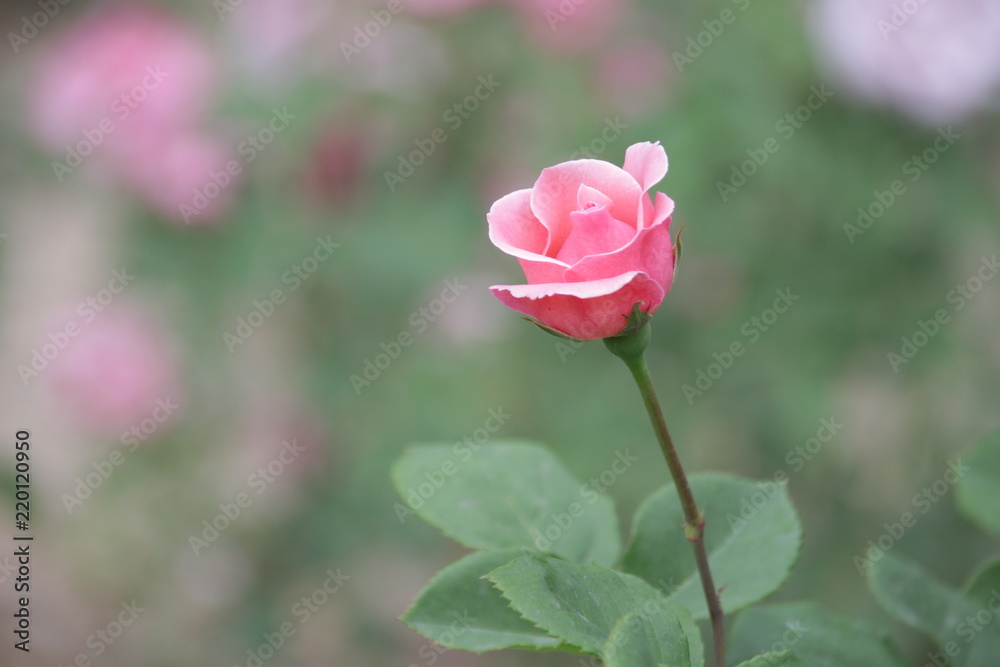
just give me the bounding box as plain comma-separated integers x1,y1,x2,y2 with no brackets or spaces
1,0,999,665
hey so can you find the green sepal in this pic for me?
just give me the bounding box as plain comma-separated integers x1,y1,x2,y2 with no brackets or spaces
672,223,686,269
604,302,652,360
522,317,585,342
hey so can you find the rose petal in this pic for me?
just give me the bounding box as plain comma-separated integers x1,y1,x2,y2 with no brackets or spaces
637,189,675,231
488,188,548,255
576,183,614,211
623,141,668,193
565,210,673,288
648,191,675,228
555,206,637,266
488,188,569,283
531,159,641,257
490,271,666,340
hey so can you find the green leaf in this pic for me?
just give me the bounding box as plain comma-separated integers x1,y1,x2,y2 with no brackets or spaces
622,473,801,619
602,610,694,667
956,430,1000,535
964,557,1000,601
735,651,808,667
867,551,963,641
401,549,562,652
728,602,910,667
961,559,1000,667
392,441,621,566
867,552,1000,667
487,553,703,665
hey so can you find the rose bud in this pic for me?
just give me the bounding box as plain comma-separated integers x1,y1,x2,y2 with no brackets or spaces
488,141,676,340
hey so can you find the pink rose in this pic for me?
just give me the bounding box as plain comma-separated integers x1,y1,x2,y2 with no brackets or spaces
122,131,238,224
48,307,182,437
488,141,675,340
26,5,239,224
28,5,217,154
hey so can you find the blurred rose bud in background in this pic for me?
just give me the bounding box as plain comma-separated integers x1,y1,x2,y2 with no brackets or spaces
301,117,375,207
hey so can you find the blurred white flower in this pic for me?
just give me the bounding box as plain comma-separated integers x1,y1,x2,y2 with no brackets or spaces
811,0,1000,125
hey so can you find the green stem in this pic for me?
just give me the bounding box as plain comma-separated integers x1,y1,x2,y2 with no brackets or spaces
606,330,726,667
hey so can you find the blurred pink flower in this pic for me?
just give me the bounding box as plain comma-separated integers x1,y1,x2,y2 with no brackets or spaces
224,0,336,85
48,308,182,439
238,407,327,485
123,132,239,224
811,0,1000,125
594,38,673,116
510,0,628,53
29,5,215,152
27,4,238,223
